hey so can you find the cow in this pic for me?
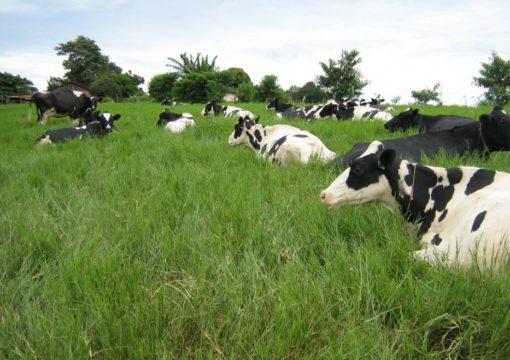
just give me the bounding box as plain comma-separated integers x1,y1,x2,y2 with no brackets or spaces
277,100,339,121
350,105,393,121
384,108,476,133
228,116,336,166
201,101,256,120
331,107,510,168
164,117,196,133
156,109,194,126
320,140,510,270
35,109,121,145
266,98,294,113
32,88,98,125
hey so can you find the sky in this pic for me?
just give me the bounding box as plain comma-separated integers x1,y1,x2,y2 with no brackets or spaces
1,0,509,105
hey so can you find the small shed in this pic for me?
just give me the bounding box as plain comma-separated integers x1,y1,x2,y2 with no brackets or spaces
223,92,238,102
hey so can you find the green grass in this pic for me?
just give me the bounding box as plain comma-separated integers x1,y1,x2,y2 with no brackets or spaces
1,102,510,358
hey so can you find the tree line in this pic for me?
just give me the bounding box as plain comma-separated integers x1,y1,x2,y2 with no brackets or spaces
1,35,510,105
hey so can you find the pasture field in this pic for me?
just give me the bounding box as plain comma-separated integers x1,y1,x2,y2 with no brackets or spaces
1,102,510,358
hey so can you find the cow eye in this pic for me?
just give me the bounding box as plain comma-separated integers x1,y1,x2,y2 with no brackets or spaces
351,165,363,176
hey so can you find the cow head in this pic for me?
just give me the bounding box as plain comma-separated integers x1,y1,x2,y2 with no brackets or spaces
320,141,396,209
315,101,339,119
384,108,419,132
84,110,121,134
480,107,510,151
266,98,279,110
228,116,262,149
201,101,221,116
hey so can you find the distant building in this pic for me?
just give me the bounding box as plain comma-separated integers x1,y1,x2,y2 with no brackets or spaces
223,92,238,102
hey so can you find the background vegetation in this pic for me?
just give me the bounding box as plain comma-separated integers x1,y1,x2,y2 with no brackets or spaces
1,102,509,358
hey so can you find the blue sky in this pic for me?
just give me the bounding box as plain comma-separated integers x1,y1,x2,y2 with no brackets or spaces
1,0,509,104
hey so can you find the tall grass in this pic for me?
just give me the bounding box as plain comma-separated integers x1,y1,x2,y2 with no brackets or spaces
0,102,509,358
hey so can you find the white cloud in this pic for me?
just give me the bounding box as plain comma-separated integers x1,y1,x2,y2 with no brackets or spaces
1,0,509,105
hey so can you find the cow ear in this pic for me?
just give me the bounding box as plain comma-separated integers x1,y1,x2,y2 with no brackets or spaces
238,117,245,125
412,109,419,115
112,114,121,121
378,149,396,170
479,114,490,123
254,116,260,124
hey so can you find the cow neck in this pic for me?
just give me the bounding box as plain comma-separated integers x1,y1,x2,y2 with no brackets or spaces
387,160,427,222
478,123,490,154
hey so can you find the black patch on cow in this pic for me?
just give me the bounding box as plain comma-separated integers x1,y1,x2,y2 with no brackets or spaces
438,209,448,222
362,110,379,119
293,134,308,138
268,136,287,156
233,123,244,138
431,185,454,212
447,168,463,185
246,132,260,150
254,129,262,142
431,234,443,246
465,169,496,195
345,154,383,190
471,210,487,232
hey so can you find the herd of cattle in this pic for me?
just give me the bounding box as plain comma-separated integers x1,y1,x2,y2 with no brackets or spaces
30,87,510,271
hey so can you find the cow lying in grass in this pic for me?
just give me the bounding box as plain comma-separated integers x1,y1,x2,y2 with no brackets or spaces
320,141,510,271
201,101,256,120
228,116,336,166
164,117,196,133
156,109,194,126
384,108,476,133
332,107,510,167
36,109,121,145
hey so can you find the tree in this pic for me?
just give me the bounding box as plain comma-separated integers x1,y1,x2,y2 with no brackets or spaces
172,72,224,103
90,73,141,101
218,67,251,90
55,35,122,87
148,73,179,102
317,49,369,100
167,53,218,77
473,51,510,105
236,81,255,102
288,81,327,103
411,82,441,104
254,75,286,102
0,72,37,101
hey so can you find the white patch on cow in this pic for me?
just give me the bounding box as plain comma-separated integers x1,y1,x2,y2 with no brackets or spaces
228,121,335,166
164,117,196,133
36,134,53,145
72,91,84,97
182,112,193,118
352,105,392,121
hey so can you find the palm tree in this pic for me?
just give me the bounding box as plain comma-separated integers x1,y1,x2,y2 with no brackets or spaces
167,53,218,76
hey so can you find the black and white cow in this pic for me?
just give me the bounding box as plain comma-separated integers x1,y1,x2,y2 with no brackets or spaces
156,109,194,126
32,88,98,125
332,107,510,167
228,116,336,166
384,108,476,133
320,140,510,270
35,109,121,145
201,101,256,120
266,98,294,113
277,100,339,121
164,117,196,133
350,105,393,121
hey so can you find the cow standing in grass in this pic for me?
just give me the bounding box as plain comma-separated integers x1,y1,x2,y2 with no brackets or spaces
228,116,336,166
32,88,98,125
321,141,510,270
